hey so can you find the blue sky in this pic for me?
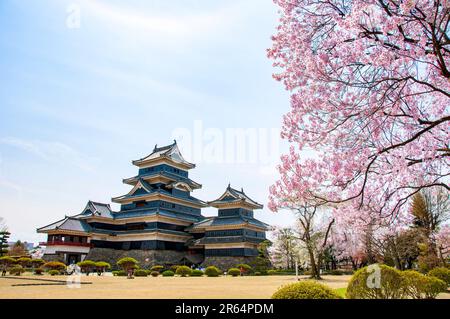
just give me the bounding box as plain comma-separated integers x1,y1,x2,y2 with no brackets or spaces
0,0,295,243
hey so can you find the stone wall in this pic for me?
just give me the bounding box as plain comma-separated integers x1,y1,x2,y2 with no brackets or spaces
42,253,65,263
85,248,186,269
201,256,257,271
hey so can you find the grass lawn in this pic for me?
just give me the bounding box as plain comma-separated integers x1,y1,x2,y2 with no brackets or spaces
0,274,349,299
0,274,448,299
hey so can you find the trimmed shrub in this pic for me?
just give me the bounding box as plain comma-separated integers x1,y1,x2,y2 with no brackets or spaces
254,272,262,276
236,263,252,275
0,256,16,266
272,281,341,299
48,270,60,276
162,270,175,277
9,265,25,276
95,261,111,273
113,270,127,276
428,267,450,287
151,265,164,272
17,257,32,268
151,271,159,277
170,265,180,272
43,261,66,271
205,266,221,277
77,260,96,275
31,259,45,268
402,270,446,299
134,269,148,277
422,276,447,299
191,269,203,277
267,270,277,275
227,268,240,277
34,267,44,275
117,257,139,271
176,265,192,277
346,264,405,299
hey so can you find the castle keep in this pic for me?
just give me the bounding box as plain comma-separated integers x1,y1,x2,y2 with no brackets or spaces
37,141,269,269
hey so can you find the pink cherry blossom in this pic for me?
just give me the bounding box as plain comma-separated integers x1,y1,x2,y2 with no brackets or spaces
268,0,450,228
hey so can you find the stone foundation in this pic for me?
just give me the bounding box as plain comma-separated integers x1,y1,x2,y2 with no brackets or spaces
42,253,65,262
201,256,257,271
85,248,187,269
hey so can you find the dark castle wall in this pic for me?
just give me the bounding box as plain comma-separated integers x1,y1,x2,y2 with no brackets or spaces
85,247,186,269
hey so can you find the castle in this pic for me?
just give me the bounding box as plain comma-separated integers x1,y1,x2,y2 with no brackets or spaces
37,141,269,269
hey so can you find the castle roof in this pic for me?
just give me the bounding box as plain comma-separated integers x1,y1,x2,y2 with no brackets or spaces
37,216,92,233
186,215,269,231
111,179,207,207
122,171,202,189
80,201,115,218
132,140,195,169
208,184,263,209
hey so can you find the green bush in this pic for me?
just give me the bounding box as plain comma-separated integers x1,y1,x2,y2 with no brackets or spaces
31,259,45,268
0,256,16,266
227,268,240,277
204,266,221,277
267,270,277,275
117,257,139,271
422,276,447,298
151,265,164,272
191,269,204,277
48,270,60,276
34,267,44,275
236,264,252,274
176,265,192,277
162,270,175,277
254,272,261,276
17,257,32,267
428,267,450,287
43,261,66,271
402,270,446,299
151,271,159,277
95,261,111,272
9,265,25,276
272,281,341,299
346,264,405,299
113,270,126,276
169,265,180,272
134,269,148,277
77,260,96,274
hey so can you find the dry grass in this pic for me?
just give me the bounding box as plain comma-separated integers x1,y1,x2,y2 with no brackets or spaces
0,274,448,299
0,274,346,299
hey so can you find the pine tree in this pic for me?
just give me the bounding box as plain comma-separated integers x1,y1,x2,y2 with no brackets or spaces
0,231,10,257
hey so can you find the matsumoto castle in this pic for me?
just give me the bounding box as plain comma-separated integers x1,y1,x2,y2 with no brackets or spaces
37,141,269,269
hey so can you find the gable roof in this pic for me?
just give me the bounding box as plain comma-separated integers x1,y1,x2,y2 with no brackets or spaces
208,184,263,209
37,216,91,233
132,140,195,169
80,200,114,218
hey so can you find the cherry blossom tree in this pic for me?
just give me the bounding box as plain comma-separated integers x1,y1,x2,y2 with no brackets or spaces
268,0,449,221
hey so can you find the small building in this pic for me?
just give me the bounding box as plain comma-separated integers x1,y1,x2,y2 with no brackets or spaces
37,141,269,269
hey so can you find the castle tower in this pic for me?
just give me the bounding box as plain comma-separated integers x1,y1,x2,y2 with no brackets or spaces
188,184,269,270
